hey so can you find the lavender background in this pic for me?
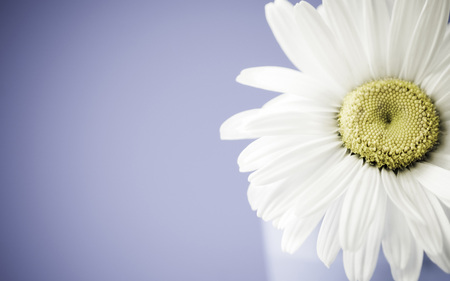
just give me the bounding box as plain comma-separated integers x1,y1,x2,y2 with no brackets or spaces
0,0,448,280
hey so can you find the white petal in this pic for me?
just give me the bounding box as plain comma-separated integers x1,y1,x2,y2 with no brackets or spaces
437,101,450,124
340,164,385,251
422,190,450,273
274,148,349,230
432,124,450,154
281,212,324,254
317,197,344,268
343,187,386,281
220,109,260,140
243,110,338,137
322,0,371,87
250,145,346,223
221,99,338,139
399,0,450,82
261,93,339,114
316,4,326,19
411,162,450,207
361,0,390,79
427,150,450,171
389,248,423,281
238,135,315,172
265,0,328,79
236,67,316,94
236,67,305,94
247,179,290,222
248,135,341,185
422,53,450,102
443,203,450,220
236,67,343,107
291,155,362,218
417,1,450,83
247,185,263,211
384,0,394,15
382,201,416,271
247,180,281,213
423,62,450,106
399,170,444,256
421,62,450,101
259,93,302,109
343,235,382,281
381,169,426,223
382,200,420,273
435,23,450,70
293,2,353,92
386,0,424,77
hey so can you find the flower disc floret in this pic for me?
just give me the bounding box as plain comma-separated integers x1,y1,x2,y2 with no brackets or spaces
338,79,440,170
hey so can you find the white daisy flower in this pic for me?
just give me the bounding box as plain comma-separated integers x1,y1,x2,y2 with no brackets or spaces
220,0,450,280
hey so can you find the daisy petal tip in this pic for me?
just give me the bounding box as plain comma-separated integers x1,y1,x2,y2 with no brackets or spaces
238,167,251,173
275,0,295,9
235,68,250,85
273,0,285,5
219,126,229,140
294,0,312,11
340,237,363,253
255,209,264,217
219,109,260,140
235,74,243,84
219,114,242,140
264,2,275,14
281,243,296,255
318,254,333,269
235,68,259,87
219,121,235,140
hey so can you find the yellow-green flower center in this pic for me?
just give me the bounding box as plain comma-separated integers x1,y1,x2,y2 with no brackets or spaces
338,79,440,170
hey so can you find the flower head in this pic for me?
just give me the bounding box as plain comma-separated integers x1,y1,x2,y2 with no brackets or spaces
220,0,450,280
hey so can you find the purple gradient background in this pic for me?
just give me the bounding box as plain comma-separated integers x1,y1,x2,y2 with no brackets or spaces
0,0,448,280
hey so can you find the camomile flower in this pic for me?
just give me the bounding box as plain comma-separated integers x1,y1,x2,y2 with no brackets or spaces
220,0,450,280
